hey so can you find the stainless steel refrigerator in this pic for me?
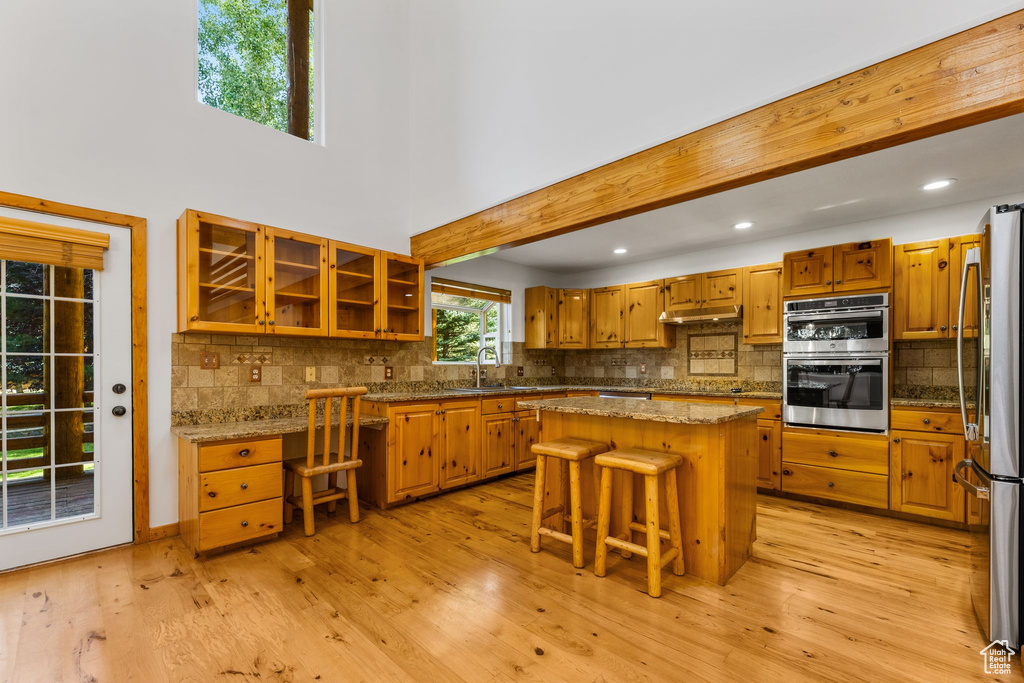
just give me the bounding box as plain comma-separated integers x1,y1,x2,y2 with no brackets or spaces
954,203,1022,647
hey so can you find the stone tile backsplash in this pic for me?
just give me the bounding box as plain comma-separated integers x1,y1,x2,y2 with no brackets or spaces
892,339,976,400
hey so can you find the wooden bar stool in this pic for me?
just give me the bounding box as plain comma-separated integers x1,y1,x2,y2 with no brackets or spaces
529,437,609,568
284,387,367,537
594,448,685,597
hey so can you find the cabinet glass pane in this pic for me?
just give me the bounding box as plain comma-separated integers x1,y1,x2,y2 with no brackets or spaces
273,237,321,329
386,258,420,336
334,247,376,334
197,221,258,325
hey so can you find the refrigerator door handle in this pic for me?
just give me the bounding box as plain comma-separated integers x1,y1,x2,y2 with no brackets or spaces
957,246,981,441
953,459,990,499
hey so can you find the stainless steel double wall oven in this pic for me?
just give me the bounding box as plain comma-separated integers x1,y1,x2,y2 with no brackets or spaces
782,293,889,433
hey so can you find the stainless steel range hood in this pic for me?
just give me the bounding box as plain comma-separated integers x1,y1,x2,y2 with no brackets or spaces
659,304,741,325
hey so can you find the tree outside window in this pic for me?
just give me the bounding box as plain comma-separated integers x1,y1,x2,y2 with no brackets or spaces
198,0,317,141
432,291,506,364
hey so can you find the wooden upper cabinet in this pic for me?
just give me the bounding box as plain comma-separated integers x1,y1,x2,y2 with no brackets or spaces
833,238,891,292
893,240,950,340
742,262,783,344
890,429,964,522
178,210,265,334
329,241,380,339
265,227,328,336
524,286,559,349
782,248,833,298
381,252,424,341
624,280,673,348
664,274,701,310
702,269,742,307
557,288,589,348
590,286,624,348
949,235,981,338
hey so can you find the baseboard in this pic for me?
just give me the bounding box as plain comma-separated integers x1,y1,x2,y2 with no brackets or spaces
147,522,180,541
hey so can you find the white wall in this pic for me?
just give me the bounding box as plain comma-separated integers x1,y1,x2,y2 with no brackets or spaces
558,194,1020,289
0,0,410,528
407,0,1024,233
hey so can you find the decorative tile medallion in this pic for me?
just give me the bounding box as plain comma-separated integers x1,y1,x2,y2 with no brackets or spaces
687,332,738,376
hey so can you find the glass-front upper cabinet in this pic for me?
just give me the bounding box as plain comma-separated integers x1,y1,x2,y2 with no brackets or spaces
178,210,265,334
381,253,424,341
329,241,380,339
265,228,328,336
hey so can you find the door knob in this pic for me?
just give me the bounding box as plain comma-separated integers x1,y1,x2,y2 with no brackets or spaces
111,405,127,417
112,383,126,394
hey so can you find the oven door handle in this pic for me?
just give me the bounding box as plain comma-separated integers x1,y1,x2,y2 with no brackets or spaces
786,310,884,322
785,357,885,366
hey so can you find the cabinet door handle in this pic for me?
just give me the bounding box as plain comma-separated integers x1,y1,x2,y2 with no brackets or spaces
940,325,947,332
827,482,835,488
825,280,832,285
828,450,837,457
268,320,275,326
893,437,900,443
258,320,265,325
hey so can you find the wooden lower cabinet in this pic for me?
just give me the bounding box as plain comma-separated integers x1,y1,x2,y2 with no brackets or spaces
781,463,889,508
439,400,481,489
890,428,965,522
780,428,889,508
178,435,283,555
514,410,540,470
755,419,782,490
388,403,440,501
482,412,516,478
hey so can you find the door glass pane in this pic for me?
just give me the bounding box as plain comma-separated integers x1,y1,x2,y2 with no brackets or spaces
4,261,45,295
785,361,885,411
54,464,95,519
334,247,376,334
273,236,321,329
197,220,258,325
5,297,47,352
6,469,51,527
53,356,93,409
53,298,93,354
4,356,46,408
386,257,419,336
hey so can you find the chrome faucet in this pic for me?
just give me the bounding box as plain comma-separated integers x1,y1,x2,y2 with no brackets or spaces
476,345,500,388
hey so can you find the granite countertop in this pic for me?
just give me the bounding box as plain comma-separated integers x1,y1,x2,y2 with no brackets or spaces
891,397,973,409
364,384,782,403
172,414,388,444
517,397,764,425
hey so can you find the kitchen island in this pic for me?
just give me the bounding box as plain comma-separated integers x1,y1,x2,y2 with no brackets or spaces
518,396,762,585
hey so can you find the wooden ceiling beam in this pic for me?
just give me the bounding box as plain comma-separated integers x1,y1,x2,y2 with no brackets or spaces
411,11,1024,267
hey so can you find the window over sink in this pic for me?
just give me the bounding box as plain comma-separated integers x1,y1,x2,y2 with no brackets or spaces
431,279,510,364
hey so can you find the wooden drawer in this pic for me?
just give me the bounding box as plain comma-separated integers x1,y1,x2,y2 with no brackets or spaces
481,397,515,414
781,463,888,508
198,498,283,551
514,393,565,410
782,428,889,474
199,463,282,512
736,398,782,421
199,437,282,473
564,390,598,398
890,408,963,435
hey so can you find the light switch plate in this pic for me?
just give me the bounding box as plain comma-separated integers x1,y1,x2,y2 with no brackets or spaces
200,352,219,370
517,366,524,377
384,366,393,379
640,363,647,374
305,366,316,382
249,365,261,383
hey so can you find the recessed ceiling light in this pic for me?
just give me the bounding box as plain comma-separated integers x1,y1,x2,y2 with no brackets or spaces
733,221,754,230
921,179,956,191
613,248,628,254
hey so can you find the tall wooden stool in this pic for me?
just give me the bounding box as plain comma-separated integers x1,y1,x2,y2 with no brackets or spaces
594,448,685,597
284,387,367,537
529,437,609,568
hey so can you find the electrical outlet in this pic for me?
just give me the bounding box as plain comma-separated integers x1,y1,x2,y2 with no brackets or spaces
200,352,219,370
384,366,394,379
640,363,647,374
305,366,316,382
551,366,556,376
517,366,524,377
249,365,261,383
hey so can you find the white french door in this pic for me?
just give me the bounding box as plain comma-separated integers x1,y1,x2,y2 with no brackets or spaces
0,221,133,571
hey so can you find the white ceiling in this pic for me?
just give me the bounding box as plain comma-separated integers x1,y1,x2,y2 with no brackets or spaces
490,114,1024,274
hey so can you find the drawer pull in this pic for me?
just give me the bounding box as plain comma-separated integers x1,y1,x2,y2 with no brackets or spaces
827,482,835,488
241,483,249,490
497,404,503,409
241,520,249,527
239,449,251,457
923,418,931,425
828,450,837,457
207,492,216,498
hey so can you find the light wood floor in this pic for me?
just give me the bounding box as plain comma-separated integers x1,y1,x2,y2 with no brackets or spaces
0,473,1015,682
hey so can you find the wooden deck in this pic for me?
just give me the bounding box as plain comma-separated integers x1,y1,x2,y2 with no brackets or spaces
0,473,1013,682
3,471,94,527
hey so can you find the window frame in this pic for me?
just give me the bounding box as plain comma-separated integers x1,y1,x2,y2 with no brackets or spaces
431,298,508,366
